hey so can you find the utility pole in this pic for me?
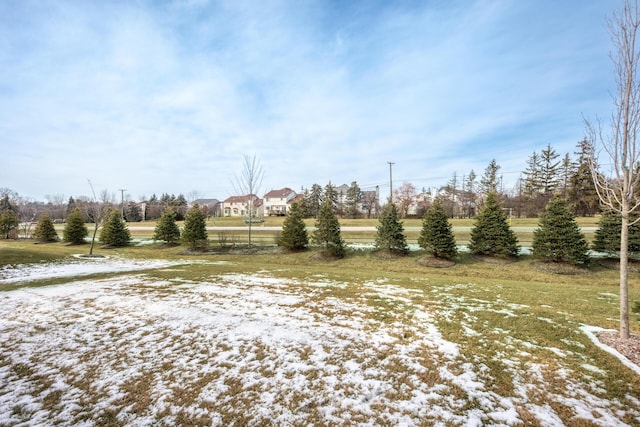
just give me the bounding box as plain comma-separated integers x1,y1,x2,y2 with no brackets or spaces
118,189,127,219
387,161,394,203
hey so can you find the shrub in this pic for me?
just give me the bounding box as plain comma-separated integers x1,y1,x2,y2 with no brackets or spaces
279,202,308,250
418,198,457,259
532,196,589,265
33,214,58,242
63,208,88,244
182,204,208,251
375,203,408,254
99,210,131,247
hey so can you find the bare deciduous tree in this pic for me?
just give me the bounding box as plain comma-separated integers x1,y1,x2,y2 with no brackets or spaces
586,0,640,339
233,154,264,246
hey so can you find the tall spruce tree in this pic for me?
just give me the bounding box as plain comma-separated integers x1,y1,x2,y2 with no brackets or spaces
469,192,519,257
480,159,501,194
532,197,589,265
181,204,208,250
375,202,408,254
344,181,362,219
33,213,59,242
153,209,181,244
0,194,19,239
306,184,323,218
99,210,131,247
418,198,457,259
63,207,88,244
279,202,308,250
312,198,345,257
568,138,600,216
592,209,640,256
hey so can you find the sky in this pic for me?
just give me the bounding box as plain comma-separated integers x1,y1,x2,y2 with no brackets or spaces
0,0,620,202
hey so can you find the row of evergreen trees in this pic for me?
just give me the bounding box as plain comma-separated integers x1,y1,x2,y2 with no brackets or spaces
279,191,601,266
24,193,636,265
36,208,133,247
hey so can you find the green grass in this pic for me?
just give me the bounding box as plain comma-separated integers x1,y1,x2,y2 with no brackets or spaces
1,238,640,424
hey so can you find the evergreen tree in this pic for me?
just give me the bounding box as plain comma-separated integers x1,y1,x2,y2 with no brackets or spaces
480,159,501,194
33,213,58,242
312,198,345,257
0,194,19,239
532,196,589,265
344,181,362,219
181,204,208,250
0,210,19,239
568,138,600,216
375,202,408,254
324,182,338,211
153,209,181,244
306,184,323,218
124,201,143,222
279,202,308,250
539,144,561,198
469,192,519,257
99,210,131,247
523,151,543,200
418,198,457,259
65,196,77,219
63,207,88,244
592,209,640,256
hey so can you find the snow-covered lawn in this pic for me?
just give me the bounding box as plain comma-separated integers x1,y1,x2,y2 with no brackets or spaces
0,260,638,426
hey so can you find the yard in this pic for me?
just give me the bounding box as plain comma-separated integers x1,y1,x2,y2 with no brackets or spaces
0,243,639,426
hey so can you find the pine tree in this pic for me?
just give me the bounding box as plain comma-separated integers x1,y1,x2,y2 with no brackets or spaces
312,198,345,257
99,210,131,247
33,213,59,242
539,144,561,198
480,159,501,194
344,181,362,219
124,201,142,222
65,196,77,219
532,196,589,265
182,204,208,251
279,202,308,250
63,207,88,244
592,209,640,256
568,138,600,216
0,194,19,239
306,184,323,218
153,209,181,244
469,192,519,257
375,202,408,254
418,198,457,259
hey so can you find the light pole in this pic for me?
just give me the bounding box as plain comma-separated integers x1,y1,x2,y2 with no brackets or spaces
387,161,394,203
118,189,127,219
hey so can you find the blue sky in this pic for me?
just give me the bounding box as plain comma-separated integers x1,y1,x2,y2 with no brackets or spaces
0,0,618,202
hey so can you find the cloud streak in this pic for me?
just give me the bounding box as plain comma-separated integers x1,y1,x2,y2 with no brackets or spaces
0,0,616,200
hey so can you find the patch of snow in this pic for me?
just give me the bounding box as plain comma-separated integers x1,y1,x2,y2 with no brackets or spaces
0,258,219,285
581,325,640,376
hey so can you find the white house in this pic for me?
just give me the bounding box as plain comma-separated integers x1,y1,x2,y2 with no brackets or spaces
222,194,262,217
263,187,297,216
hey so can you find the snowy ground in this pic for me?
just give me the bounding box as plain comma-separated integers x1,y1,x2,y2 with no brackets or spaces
0,260,639,426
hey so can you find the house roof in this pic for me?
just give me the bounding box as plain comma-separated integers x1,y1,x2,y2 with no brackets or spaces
192,198,220,206
264,187,295,199
223,194,258,203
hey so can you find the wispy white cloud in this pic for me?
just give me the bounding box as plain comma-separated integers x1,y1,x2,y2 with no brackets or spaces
0,0,616,200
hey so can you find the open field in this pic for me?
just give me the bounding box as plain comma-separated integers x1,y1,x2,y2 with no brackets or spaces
0,241,639,426
52,216,600,247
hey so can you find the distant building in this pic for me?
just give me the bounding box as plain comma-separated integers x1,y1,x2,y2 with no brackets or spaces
222,194,262,217
263,188,297,216
191,199,221,217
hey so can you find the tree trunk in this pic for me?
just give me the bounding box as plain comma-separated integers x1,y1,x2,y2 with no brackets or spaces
620,206,630,339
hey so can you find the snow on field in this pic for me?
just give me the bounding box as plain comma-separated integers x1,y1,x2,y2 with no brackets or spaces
0,257,220,284
0,261,638,426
